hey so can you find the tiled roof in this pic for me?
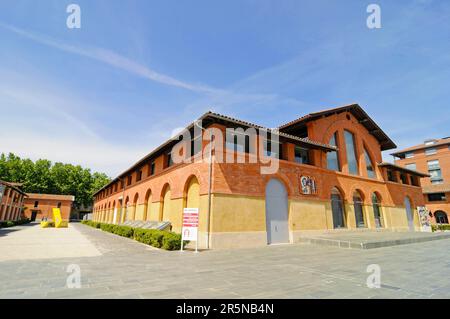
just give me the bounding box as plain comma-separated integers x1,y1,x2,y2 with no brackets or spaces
0,180,27,196
377,162,430,177
93,111,337,196
278,103,397,151
422,184,450,194
392,138,450,156
26,193,75,201
204,111,337,151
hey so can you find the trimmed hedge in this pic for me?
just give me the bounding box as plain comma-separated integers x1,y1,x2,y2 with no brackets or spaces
432,224,450,232
82,220,185,250
0,218,31,228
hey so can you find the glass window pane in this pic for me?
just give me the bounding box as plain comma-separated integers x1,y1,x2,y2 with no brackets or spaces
327,133,340,171
344,130,359,175
364,148,375,178
295,146,310,164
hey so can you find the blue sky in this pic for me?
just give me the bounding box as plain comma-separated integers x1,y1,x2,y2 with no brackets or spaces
0,0,449,176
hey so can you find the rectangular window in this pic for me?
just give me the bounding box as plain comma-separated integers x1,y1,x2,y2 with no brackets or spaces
263,139,282,159
127,175,132,186
344,130,359,175
136,170,142,182
191,135,202,157
410,176,419,186
226,131,250,154
294,146,310,165
387,170,397,182
149,162,155,176
425,148,437,156
400,172,408,184
428,193,446,202
34,201,39,208
405,152,415,159
405,163,417,171
428,159,443,183
327,133,340,171
363,148,375,179
166,152,173,167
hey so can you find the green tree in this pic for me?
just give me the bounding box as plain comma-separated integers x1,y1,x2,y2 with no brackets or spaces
0,152,111,208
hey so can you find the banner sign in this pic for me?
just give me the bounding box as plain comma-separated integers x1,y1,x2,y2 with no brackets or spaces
300,176,317,195
417,206,432,232
182,208,199,241
181,208,199,252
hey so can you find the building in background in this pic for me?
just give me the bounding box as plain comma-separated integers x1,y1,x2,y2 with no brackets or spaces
92,104,428,249
0,180,27,221
393,137,450,224
23,194,75,222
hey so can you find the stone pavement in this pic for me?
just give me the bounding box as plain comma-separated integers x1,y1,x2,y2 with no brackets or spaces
298,230,450,249
0,223,101,261
1,222,450,299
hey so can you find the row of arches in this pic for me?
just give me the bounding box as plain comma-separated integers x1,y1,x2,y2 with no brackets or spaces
93,176,200,225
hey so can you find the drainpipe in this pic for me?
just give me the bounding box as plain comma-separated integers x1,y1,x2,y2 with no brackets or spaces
195,121,214,250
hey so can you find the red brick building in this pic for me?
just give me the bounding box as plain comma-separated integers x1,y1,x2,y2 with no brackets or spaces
393,137,450,224
23,194,75,222
93,104,427,249
0,180,27,222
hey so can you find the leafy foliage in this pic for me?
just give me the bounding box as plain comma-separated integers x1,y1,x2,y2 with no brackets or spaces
0,153,111,208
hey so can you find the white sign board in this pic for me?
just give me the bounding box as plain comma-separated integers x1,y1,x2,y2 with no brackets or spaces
417,206,432,232
181,208,199,251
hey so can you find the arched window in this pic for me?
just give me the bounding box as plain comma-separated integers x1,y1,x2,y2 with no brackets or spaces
185,177,200,209
353,191,365,228
344,130,359,175
435,211,449,224
372,193,383,228
144,189,152,221
364,147,376,179
161,185,171,222
331,187,346,229
327,133,340,171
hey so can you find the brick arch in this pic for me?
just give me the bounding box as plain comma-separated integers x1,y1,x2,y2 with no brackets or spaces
261,172,294,197
349,187,366,203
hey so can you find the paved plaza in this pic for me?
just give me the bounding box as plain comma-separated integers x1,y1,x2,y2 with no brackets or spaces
1,223,450,299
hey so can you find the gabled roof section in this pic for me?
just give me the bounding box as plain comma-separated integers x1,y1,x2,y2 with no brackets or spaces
278,103,397,151
93,110,337,196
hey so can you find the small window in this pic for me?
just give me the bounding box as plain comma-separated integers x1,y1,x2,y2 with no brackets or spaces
136,170,142,182
400,172,408,184
405,163,417,171
149,162,155,176
57,202,62,208
34,201,39,208
428,193,446,202
387,170,397,182
294,146,310,165
405,152,415,159
127,175,132,186
425,148,437,156
263,139,282,159
410,175,419,186
166,152,173,167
